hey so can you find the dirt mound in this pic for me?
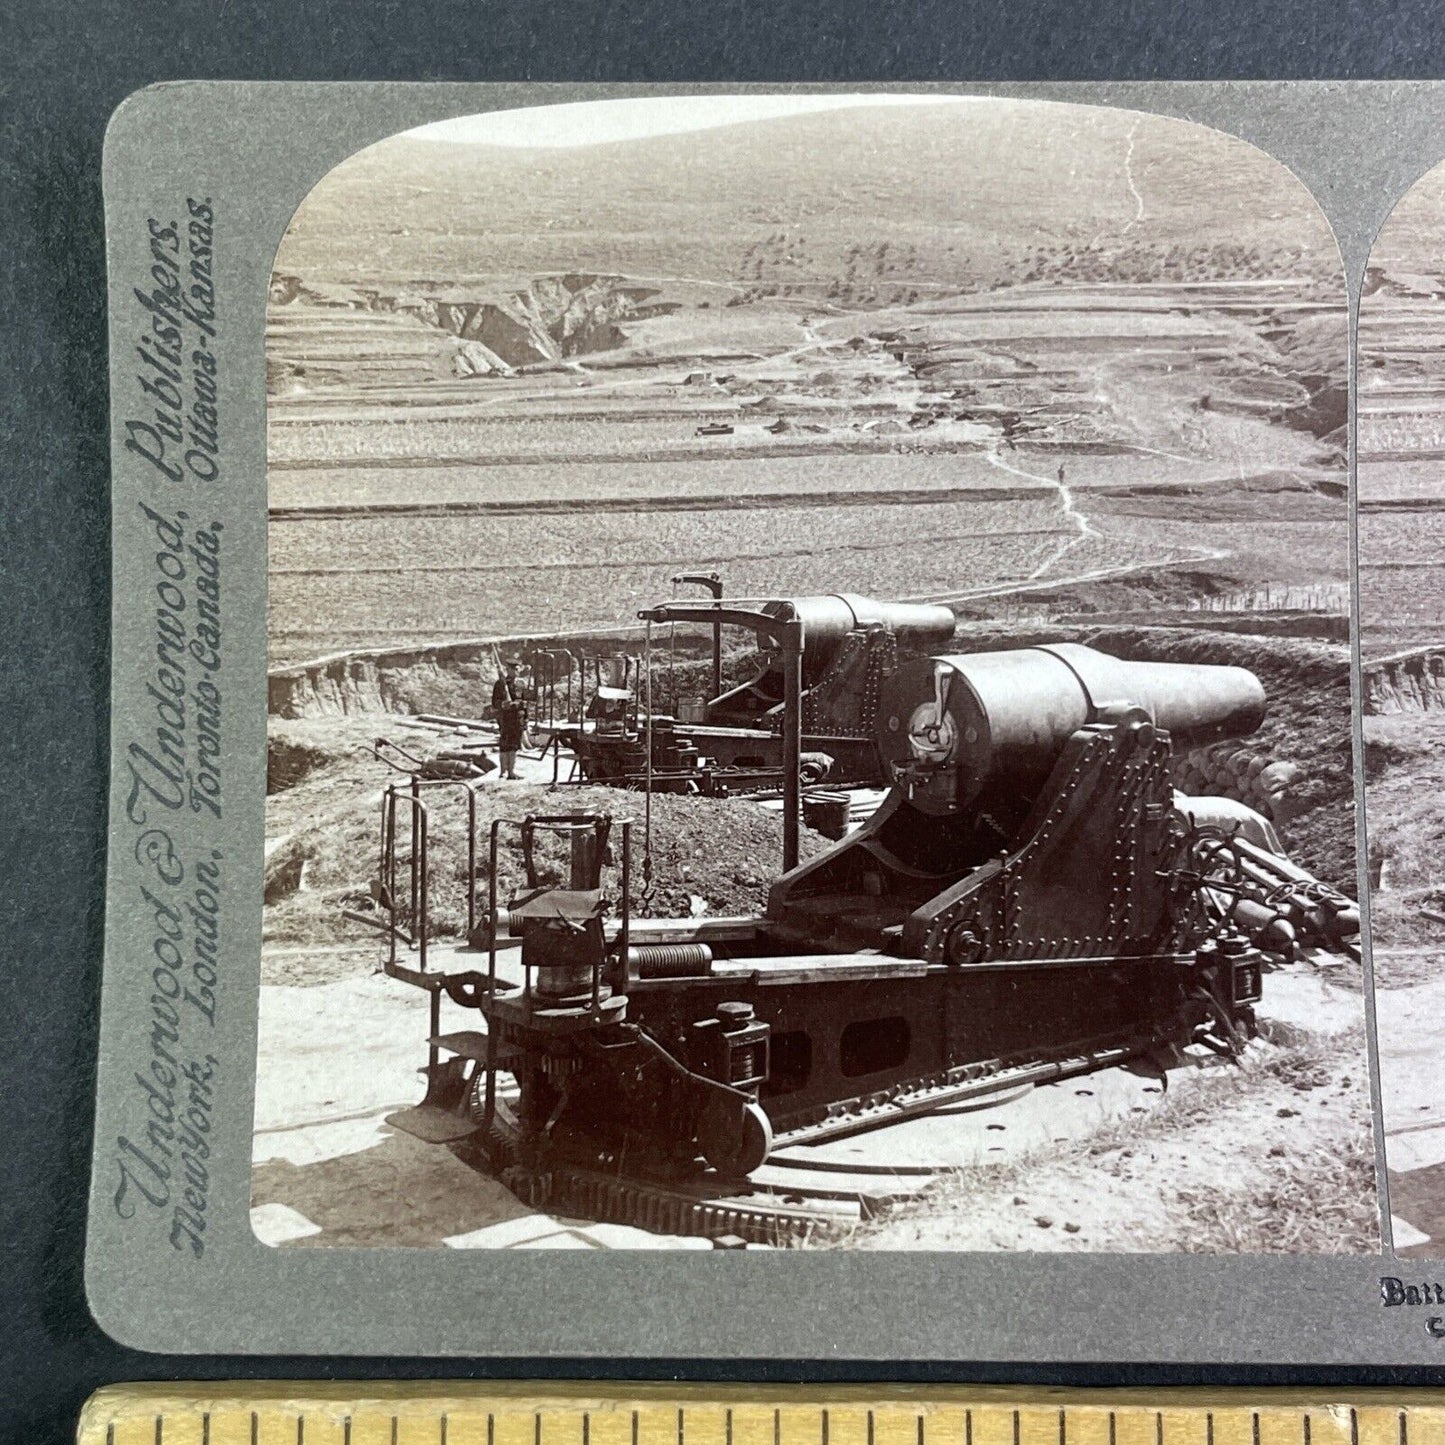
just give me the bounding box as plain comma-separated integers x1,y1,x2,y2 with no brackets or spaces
264,769,828,955
268,736,343,795
1364,722,1439,782
1361,713,1445,947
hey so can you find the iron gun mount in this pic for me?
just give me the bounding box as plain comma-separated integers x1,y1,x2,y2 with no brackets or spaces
375,640,1358,1224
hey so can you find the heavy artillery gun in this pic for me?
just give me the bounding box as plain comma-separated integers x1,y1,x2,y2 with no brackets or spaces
375,638,1357,1216
538,587,955,792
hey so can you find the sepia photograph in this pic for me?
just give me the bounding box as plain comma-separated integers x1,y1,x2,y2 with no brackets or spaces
1357,161,1445,1259
252,93,1373,1254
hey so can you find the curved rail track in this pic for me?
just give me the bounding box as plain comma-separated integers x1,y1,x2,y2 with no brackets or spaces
470,1037,1164,1246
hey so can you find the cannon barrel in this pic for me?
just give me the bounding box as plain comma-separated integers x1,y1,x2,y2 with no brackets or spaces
876,643,1266,815
760,594,956,677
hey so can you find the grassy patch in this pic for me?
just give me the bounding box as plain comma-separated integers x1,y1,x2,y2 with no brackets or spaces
836,1029,1377,1255
1175,1122,1376,1254
1362,714,1445,949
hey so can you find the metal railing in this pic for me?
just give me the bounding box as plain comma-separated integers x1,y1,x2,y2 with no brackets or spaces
374,781,639,1116
379,774,487,973
377,777,638,983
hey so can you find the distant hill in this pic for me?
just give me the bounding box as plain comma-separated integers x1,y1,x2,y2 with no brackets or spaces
1358,159,1445,485
275,100,1342,296
1367,162,1445,282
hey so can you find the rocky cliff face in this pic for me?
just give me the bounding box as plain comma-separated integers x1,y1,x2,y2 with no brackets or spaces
268,271,680,383
268,644,497,719
1364,648,1445,715
268,631,643,720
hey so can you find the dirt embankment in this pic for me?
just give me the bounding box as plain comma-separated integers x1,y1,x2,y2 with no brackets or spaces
1364,647,1445,714
269,644,497,719
270,624,1356,893
268,632,643,719
269,272,679,385
1362,710,1445,952
263,716,830,967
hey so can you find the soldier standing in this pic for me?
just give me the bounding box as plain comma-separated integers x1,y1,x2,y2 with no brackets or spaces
492,660,526,780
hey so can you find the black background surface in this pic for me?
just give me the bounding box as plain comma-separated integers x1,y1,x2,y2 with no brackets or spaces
6,5,1445,1443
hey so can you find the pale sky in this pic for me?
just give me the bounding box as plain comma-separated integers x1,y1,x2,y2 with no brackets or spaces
404,93,986,150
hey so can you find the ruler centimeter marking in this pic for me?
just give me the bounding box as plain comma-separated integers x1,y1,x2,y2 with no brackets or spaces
78,1391,1445,1445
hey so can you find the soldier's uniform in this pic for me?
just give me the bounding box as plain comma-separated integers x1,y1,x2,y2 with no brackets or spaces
493,668,526,779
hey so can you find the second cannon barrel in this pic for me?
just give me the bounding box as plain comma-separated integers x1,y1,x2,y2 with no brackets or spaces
876,642,1267,814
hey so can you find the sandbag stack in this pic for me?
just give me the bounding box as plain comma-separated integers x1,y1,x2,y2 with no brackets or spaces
1172,743,1307,825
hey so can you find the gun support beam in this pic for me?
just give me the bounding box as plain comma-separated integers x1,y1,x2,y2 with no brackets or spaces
671,571,725,700
638,601,805,872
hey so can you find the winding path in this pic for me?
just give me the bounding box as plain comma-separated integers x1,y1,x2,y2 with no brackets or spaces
985,446,1104,578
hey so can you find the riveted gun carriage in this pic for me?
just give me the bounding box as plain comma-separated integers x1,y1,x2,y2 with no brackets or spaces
376,618,1358,1187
